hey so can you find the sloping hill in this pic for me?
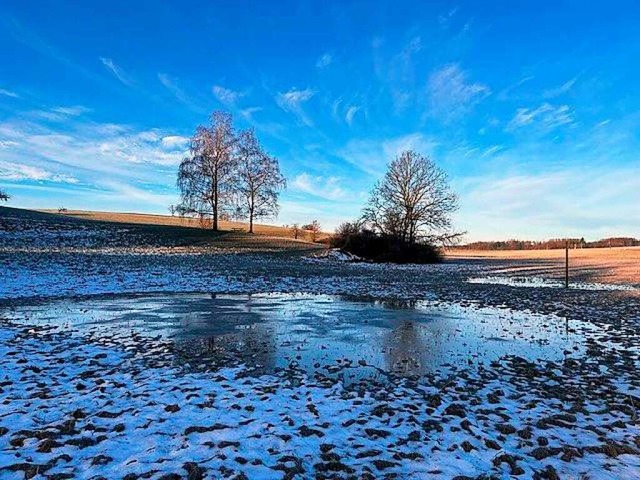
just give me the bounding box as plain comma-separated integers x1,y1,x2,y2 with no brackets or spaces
1,207,324,253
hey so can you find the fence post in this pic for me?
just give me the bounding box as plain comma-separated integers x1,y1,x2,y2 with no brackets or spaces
565,240,569,288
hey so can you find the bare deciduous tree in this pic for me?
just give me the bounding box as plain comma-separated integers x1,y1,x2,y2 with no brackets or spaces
363,150,460,245
176,111,237,231
0,188,9,202
302,220,321,242
290,223,302,240
234,130,286,233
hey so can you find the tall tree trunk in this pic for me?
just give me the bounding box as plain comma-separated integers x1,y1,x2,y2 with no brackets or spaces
212,172,218,231
249,193,254,233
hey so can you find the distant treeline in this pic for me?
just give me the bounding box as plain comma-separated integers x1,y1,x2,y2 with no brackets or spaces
461,237,640,250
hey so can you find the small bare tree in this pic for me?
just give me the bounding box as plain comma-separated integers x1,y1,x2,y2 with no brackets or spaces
363,150,460,245
290,223,302,240
176,111,237,231
302,220,321,242
234,130,286,233
0,188,9,202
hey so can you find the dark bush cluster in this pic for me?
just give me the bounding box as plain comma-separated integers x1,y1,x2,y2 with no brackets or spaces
331,222,442,264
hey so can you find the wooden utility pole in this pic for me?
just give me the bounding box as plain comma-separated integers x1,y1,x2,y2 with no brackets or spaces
565,240,569,288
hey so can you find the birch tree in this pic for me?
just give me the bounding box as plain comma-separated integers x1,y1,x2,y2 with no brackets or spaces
176,111,237,231
234,130,286,233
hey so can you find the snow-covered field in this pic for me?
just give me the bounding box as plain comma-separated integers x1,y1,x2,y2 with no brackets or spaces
1,209,640,479
468,275,638,291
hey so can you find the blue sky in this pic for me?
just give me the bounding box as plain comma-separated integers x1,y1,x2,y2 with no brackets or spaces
1,1,639,241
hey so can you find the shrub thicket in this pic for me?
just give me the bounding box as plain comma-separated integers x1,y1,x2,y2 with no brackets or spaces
331,222,442,264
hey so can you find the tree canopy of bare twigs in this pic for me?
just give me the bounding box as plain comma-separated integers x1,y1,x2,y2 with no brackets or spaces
176,111,237,231
290,223,302,239
302,220,321,242
175,111,286,232
234,130,286,233
0,188,9,202
362,150,461,246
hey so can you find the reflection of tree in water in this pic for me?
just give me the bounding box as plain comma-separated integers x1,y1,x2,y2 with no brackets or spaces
174,295,277,373
382,314,459,375
383,321,424,375
187,327,276,373
338,295,419,310
375,298,419,310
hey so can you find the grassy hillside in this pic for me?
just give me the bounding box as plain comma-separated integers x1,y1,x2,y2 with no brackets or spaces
1,207,325,253
39,209,328,242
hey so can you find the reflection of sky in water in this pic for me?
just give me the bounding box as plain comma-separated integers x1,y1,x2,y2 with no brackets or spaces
2,293,594,376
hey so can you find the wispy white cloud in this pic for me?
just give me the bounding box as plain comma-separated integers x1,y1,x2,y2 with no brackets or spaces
345,106,361,127
479,145,505,158
458,166,640,241
0,111,191,214
428,64,490,122
331,98,362,127
331,98,343,121
276,88,315,126
543,77,577,99
507,103,574,131
454,116,640,240
338,133,439,176
496,75,534,101
158,73,184,100
4,16,104,85
28,105,92,121
97,180,178,209
0,115,188,188
161,135,190,149
438,7,459,28
316,53,333,69
0,160,78,184
0,88,19,98
100,57,134,86
212,85,244,107
377,36,423,113
292,173,352,201
239,107,262,121
52,105,91,116
158,73,205,113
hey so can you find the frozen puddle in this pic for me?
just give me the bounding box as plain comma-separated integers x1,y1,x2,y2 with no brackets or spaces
468,275,637,291
1,293,593,376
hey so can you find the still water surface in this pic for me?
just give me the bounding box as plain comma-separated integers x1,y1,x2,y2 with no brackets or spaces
3,293,587,376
